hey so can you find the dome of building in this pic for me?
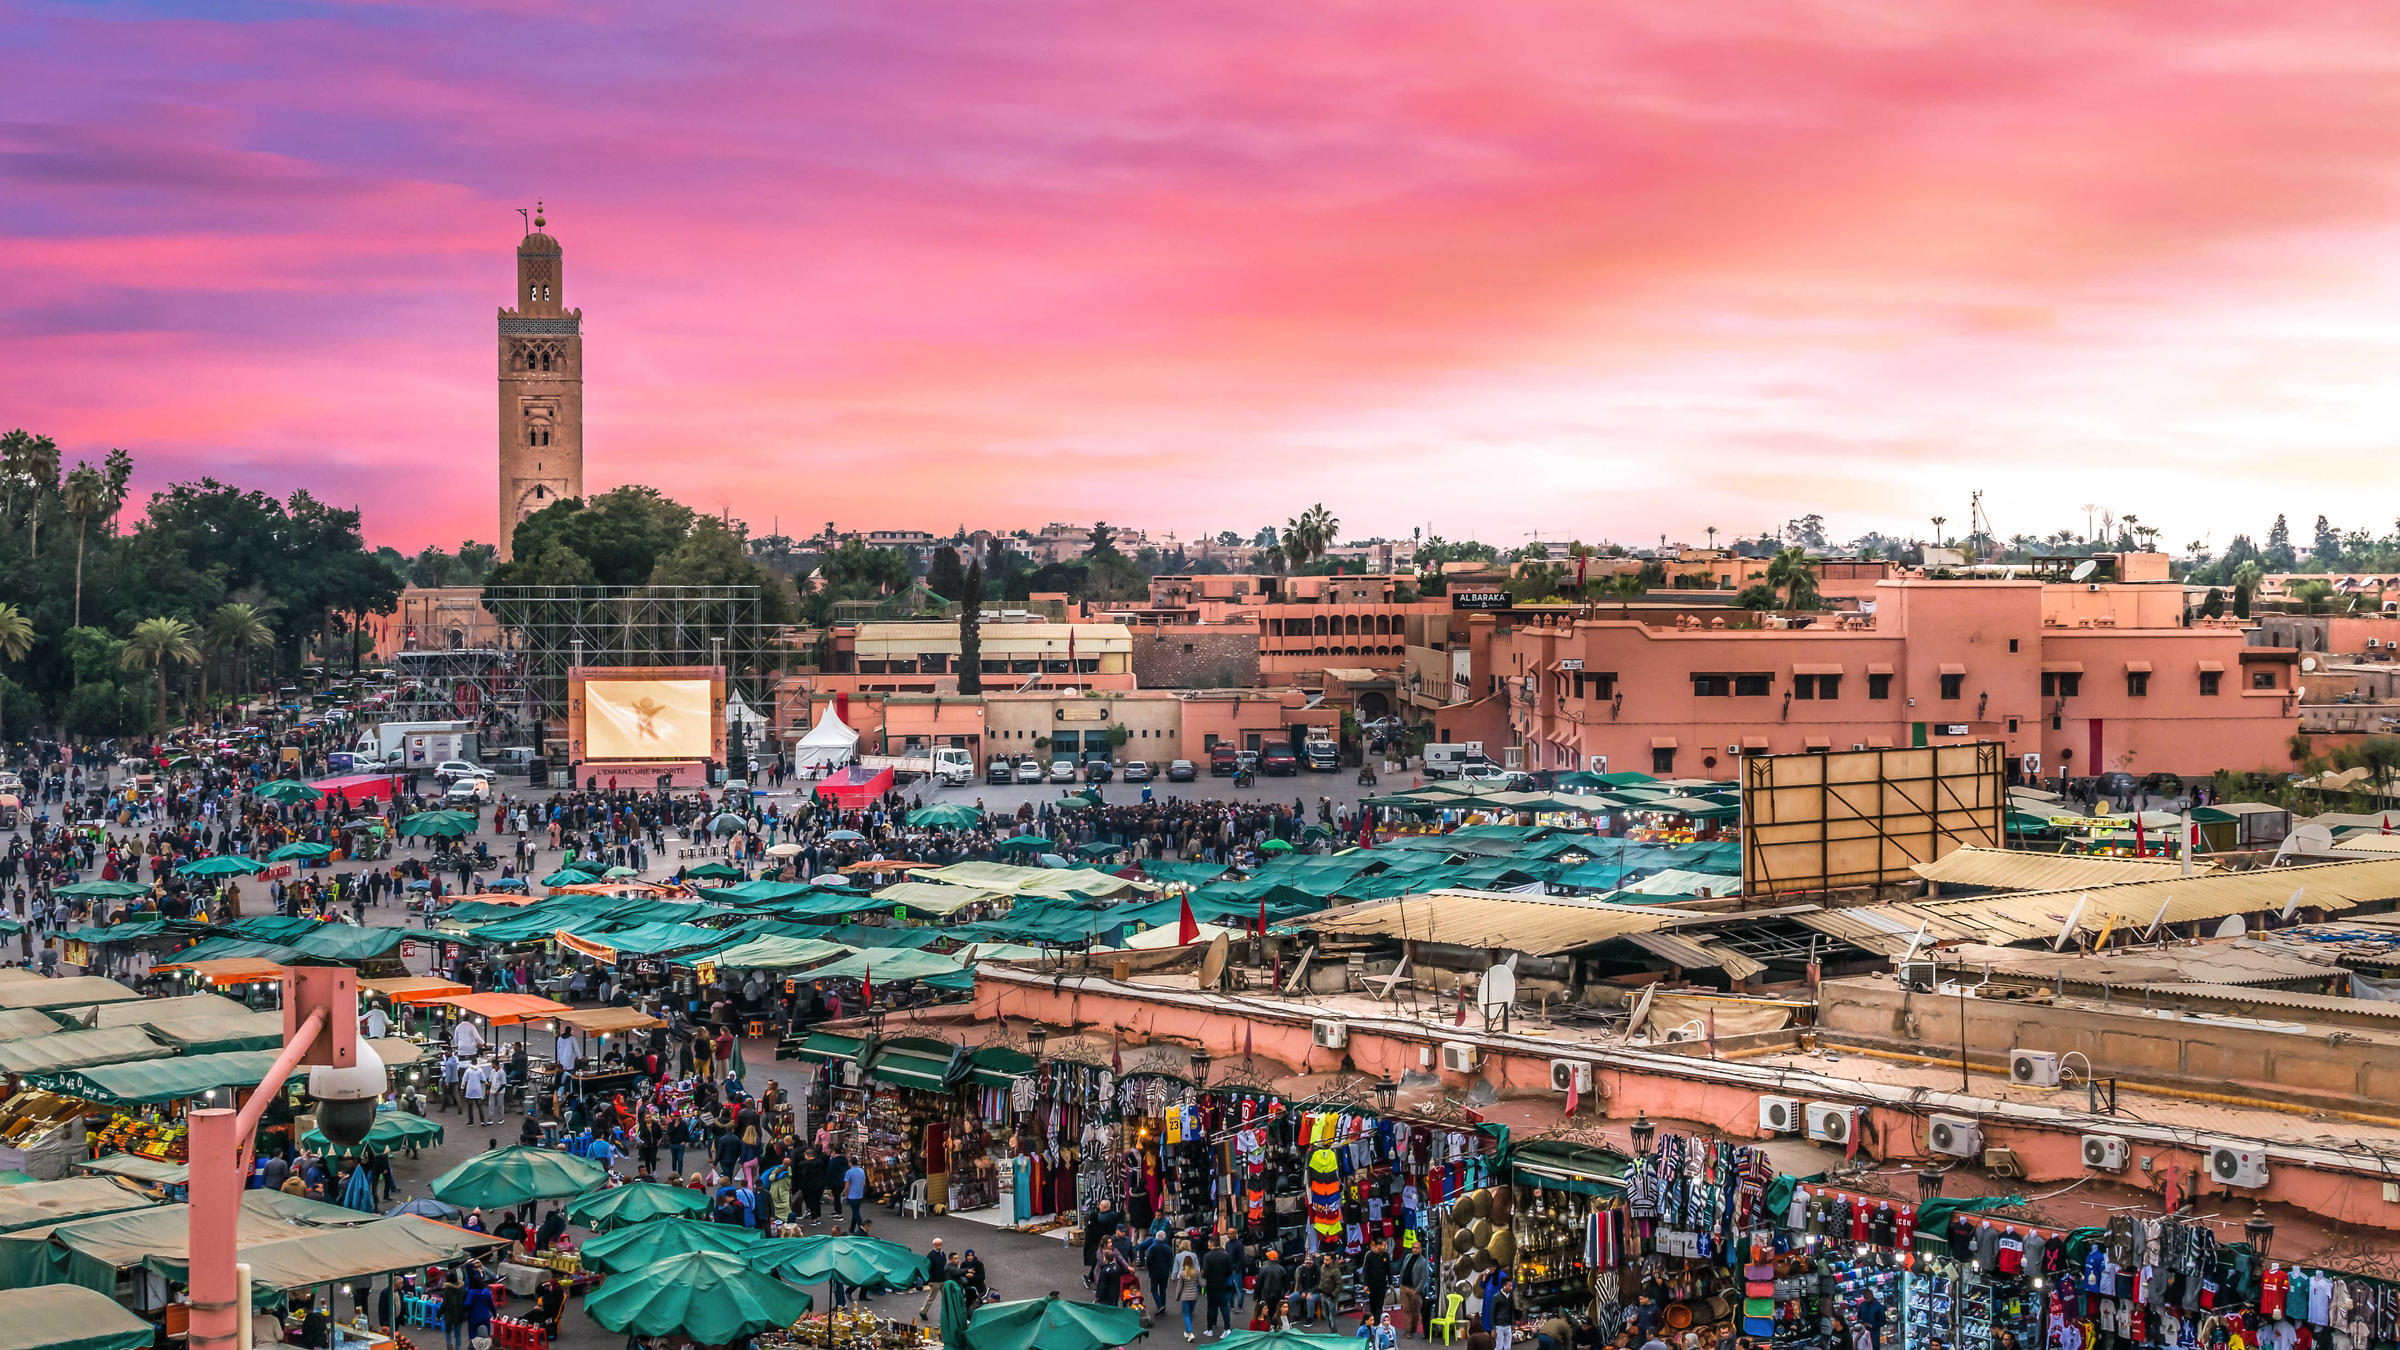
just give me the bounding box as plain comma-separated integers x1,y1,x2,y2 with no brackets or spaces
518,230,561,255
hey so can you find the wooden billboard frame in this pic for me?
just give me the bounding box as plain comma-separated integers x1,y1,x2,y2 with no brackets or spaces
1741,742,2005,897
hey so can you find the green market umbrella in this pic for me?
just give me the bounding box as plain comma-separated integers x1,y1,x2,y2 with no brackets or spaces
1062,791,1103,810
253,780,322,804
583,1250,813,1345
429,1145,606,1208
1073,841,1124,860
965,1295,1143,1350
908,803,984,829
53,881,150,900
939,1281,970,1350
397,811,477,838
268,841,335,862
1258,839,1294,853
565,1180,713,1231
1212,1333,1361,1350
581,1216,767,1274
602,866,642,880
743,1234,924,1288
993,836,1048,855
179,855,266,877
301,1110,445,1156
540,867,602,887
684,862,744,881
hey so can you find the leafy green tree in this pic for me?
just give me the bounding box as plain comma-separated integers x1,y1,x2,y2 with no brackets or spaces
2264,514,2296,571
2335,735,2400,807
2287,578,2335,614
121,616,199,738
61,464,105,628
1087,522,1119,558
1735,581,1780,610
204,602,273,709
957,560,984,695
2314,515,2342,567
1766,547,1820,609
497,487,696,587
0,604,31,741
646,517,797,624
2200,587,2224,619
926,546,966,602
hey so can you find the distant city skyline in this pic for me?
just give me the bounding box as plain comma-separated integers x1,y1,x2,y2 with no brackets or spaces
11,3,2400,550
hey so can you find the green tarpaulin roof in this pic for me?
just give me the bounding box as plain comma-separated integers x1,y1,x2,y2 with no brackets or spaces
684,935,849,972
0,1179,157,1236
142,1012,287,1054
0,1284,156,1350
867,1044,954,1092
142,1213,505,1292
1135,861,1227,885
0,979,138,1013
26,1048,282,1106
171,924,403,965
0,1028,169,1076
794,1032,864,1063
0,1011,69,1044
70,1154,188,1186
57,920,190,947
806,925,945,949
84,993,249,1029
798,948,969,985
966,1046,1036,1088
696,880,819,904
872,882,996,917
559,920,737,957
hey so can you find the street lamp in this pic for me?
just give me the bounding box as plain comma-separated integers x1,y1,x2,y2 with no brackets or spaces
1026,1025,1049,1060
2244,1202,2275,1261
1190,1049,1214,1085
1629,1111,1657,1158
1917,1166,1947,1203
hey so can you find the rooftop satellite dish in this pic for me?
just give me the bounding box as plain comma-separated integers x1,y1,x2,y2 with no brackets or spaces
1624,982,1657,1038
1477,964,1517,1015
1198,933,1230,989
2302,656,2318,672
2284,823,2336,860
2213,915,2248,939
2071,559,2098,581
2281,887,2306,921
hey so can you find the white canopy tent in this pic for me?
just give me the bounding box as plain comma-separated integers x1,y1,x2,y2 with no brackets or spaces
790,706,860,768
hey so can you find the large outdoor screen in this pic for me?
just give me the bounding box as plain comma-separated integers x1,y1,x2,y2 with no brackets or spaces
584,678,713,759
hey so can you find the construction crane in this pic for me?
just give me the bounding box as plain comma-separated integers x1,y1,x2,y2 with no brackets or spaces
1970,490,1998,561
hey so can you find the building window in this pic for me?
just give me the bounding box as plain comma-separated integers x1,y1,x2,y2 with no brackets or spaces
2252,671,2277,690
1793,674,1840,700
2051,714,2062,731
1651,746,1675,774
2127,671,2149,697
2006,717,2019,733
1692,675,1729,698
1867,673,1891,700
2008,638,2019,652
2041,672,2082,698
2200,671,2221,696
1733,674,1771,697
1939,673,1964,700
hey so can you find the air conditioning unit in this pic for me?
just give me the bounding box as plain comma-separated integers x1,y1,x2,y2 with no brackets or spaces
2081,1134,2130,1172
1439,1041,1479,1074
1725,744,1744,756
2209,1143,2269,1189
1549,1059,1592,1094
1928,1114,1983,1158
2010,1049,2062,1088
1310,1019,1348,1049
1804,1102,1857,1144
1898,961,1939,992
2371,638,2383,650
1984,1147,2026,1178
1758,1096,1801,1133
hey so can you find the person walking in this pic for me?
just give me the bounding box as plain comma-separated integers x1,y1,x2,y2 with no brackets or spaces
1252,1249,1290,1332
842,1155,868,1233
1200,1238,1235,1339
1361,1234,1392,1328
461,1055,488,1126
1170,1249,1204,1343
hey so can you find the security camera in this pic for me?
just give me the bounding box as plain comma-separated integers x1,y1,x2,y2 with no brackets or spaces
308,1041,389,1147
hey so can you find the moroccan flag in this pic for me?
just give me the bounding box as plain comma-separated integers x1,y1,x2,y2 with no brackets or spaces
1256,892,1269,937
1177,893,1200,946
2134,815,2147,857
1110,1038,1123,1075
859,962,872,1008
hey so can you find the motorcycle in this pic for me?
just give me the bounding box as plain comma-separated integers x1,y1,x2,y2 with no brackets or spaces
1357,766,1377,786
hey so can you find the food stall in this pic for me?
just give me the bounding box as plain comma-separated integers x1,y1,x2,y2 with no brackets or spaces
23,1048,289,1166
550,1005,666,1098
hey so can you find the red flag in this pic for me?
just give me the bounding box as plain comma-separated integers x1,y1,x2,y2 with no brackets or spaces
1564,1077,1580,1116
1243,1021,1253,1059
1358,816,1374,850
858,962,872,1007
1256,892,1269,937
1576,552,1589,590
1177,893,1201,946
2134,815,2147,857
1110,1038,1123,1075
2384,815,2391,835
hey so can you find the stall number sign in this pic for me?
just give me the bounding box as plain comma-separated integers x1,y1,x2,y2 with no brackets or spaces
400,941,417,959
1558,659,1584,671
1451,590,1511,611
1935,723,1972,736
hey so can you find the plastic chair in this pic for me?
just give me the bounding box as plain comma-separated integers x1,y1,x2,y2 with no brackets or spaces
1430,1293,1466,1345
900,1178,928,1219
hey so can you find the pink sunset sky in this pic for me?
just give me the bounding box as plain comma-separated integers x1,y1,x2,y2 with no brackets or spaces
8,0,2400,552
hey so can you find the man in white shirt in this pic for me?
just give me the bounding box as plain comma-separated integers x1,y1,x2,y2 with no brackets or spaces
479,1061,506,1120
361,1004,390,1041
462,1055,489,1124
452,1016,483,1059
555,1033,581,1075
438,1051,462,1113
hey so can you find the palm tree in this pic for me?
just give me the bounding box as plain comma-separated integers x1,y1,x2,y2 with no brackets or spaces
204,603,273,716
121,617,199,740
12,433,58,557
0,604,32,740
61,464,106,628
2335,735,2400,808
1766,547,1819,610
1603,572,1645,616
1929,516,1947,549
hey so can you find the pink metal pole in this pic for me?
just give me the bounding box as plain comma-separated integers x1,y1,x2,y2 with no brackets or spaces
187,1005,329,1350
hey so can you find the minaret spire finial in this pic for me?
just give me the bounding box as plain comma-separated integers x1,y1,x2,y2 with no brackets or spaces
534,199,546,229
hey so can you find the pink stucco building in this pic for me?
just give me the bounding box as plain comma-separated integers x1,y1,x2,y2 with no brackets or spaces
1437,577,2299,781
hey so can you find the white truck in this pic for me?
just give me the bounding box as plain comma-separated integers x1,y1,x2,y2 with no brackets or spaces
350,720,480,772
855,746,977,786
1421,741,1493,779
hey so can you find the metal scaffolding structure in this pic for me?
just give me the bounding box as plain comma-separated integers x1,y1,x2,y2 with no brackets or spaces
481,585,775,734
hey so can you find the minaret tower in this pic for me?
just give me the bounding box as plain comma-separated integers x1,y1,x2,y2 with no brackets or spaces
496,201,584,560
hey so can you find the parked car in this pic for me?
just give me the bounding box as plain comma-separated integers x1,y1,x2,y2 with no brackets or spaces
2094,771,2139,799
1014,759,1046,784
1259,745,1299,776
433,760,487,784
1210,746,1240,776
987,756,1015,785
1122,761,1153,784
1458,762,1510,785
1083,759,1114,783
445,777,491,803
1048,760,1079,783
1167,760,1198,782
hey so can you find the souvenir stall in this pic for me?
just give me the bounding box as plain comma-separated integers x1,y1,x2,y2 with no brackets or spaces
804,1037,961,1210
1508,1141,1633,1325
1617,1122,1822,1345
946,1046,1037,1216
1784,1181,1917,1350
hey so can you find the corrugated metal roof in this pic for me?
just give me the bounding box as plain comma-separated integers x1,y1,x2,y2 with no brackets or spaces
1788,907,1963,955
1616,930,1769,981
1285,888,1685,955
1912,846,2200,892
2133,982,2400,1022
1880,857,2400,944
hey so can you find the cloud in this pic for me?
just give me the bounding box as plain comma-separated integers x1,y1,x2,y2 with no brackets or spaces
8,0,2400,547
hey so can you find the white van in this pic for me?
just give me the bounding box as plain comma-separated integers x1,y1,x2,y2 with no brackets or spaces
1421,742,1492,779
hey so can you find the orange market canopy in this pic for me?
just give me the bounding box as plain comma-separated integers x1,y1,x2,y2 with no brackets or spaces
428,992,570,1026
359,976,470,1005
151,957,286,987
